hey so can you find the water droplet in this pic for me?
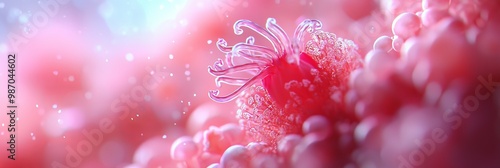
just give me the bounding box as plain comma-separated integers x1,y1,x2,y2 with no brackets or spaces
52,104,58,109
193,94,197,97
136,114,139,117
105,58,109,62
162,135,167,139
207,40,212,44
63,136,66,139
125,53,134,62
35,104,39,108
53,71,59,76
308,85,316,91
131,118,134,121
169,54,174,59
248,97,254,105
184,71,191,76
310,69,319,76
170,73,174,77
302,79,311,87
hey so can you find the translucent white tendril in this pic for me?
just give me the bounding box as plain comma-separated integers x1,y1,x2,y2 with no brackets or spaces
208,18,322,102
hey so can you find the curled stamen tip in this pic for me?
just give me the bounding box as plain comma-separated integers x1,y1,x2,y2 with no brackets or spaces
216,58,223,63
298,19,323,32
208,70,216,77
209,90,220,96
246,36,255,44
208,90,234,103
310,20,322,29
215,77,223,87
267,18,277,24
217,38,228,46
217,38,227,43
208,66,220,76
233,20,251,35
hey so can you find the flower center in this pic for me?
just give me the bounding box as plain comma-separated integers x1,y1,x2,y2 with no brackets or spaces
262,52,319,106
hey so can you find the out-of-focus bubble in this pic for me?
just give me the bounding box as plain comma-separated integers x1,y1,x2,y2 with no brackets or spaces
302,115,331,135
291,133,335,168
220,145,250,168
43,108,85,137
133,137,172,166
277,134,302,159
373,35,393,52
392,13,421,40
125,53,134,62
170,136,199,161
354,116,379,143
187,102,236,135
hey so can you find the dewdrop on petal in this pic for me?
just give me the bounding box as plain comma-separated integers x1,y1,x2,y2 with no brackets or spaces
373,35,393,52
220,145,251,168
392,12,421,40
277,134,302,159
170,136,199,161
302,115,332,135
